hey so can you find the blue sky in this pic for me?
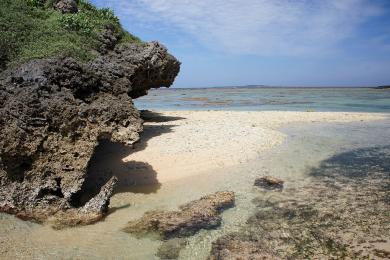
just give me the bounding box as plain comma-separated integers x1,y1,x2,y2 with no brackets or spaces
91,0,390,87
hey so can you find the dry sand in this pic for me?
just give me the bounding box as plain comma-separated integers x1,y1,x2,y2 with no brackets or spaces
112,110,387,184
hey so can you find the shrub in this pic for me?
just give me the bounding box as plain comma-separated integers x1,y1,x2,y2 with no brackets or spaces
78,0,97,12
26,0,46,8
98,8,119,24
59,13,94,34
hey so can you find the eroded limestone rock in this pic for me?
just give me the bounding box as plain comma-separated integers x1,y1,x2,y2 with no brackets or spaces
54,0,78,13
156,238,188,259
0,41,180,226
254,176,284,190
123,191,235,239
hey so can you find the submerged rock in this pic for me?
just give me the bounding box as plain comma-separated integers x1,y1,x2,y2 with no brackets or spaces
209,234,280,260
123,191,235,239
156,238,188,259
0,41,180,226
254,176,284,190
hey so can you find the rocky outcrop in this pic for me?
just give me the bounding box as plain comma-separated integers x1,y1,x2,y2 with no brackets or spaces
54,0,78,14
254,176,284,190
156,238,188,259
91,42,180,98
123,191,235,239
0,41,180,226
98,24,120,54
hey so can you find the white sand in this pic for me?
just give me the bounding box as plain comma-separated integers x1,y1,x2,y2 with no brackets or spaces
122,111,387,183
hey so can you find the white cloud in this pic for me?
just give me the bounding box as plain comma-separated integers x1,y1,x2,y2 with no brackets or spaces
108,0,384,56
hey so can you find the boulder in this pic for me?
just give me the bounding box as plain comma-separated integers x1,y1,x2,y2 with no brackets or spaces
254,176,284,190
123,191,235,239
54,0,78,14
156,238,188,259
90,41,180,98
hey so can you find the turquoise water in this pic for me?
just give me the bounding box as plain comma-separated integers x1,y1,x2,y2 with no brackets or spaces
135,87,390,112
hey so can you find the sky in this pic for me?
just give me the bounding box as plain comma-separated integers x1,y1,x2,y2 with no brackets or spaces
91,0,390,87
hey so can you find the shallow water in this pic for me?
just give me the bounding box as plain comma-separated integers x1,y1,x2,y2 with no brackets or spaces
1,116,389,259
135,87,390,112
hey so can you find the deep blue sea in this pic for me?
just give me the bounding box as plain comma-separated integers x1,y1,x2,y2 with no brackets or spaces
135,87,390,112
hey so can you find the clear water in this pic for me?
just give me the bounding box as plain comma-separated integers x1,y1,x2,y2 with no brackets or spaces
1,119,389,259
135,87,390,112
1,88,389,259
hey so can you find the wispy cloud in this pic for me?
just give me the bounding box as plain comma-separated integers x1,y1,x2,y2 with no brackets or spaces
103,0,384,56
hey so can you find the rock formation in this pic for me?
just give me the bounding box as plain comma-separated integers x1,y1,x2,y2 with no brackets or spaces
0,41,180,226
54,0,78,14
156,238,188,259
123,191,235,239
254,176,284,190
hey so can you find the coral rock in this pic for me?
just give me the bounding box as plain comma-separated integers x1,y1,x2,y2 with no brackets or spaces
156,238,188,259
254,176,284,190
123,191,235,239
0,41,180,226
54,0,78,14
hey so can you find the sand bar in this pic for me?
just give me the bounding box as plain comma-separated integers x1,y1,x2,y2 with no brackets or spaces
109,111,387,184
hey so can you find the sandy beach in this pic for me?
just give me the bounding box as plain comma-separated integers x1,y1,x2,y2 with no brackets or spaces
96,110,388,184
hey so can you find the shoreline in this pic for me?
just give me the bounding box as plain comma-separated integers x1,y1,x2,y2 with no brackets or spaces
91,110,388,186
1,110,389,259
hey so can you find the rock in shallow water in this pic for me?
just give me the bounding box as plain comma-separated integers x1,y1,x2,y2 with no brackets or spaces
156,238,188,259
254,176,284,190
123,191,235,239
209,234,281,260
0,41,180,226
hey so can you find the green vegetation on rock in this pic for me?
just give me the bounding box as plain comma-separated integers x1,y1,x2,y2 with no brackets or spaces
0,0,141,70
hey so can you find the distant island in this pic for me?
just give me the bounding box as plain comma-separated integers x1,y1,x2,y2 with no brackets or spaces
375,85,390,89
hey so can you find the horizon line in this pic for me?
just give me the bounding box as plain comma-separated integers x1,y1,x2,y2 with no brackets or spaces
164,85,388,89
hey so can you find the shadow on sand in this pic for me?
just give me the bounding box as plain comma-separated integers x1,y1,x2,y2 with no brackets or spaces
140,110,185,123
73,110,185,208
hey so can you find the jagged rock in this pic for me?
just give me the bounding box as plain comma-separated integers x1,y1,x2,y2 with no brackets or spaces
209,234,280,260
156,238,188,259
90,41,180,98
123,191,235,239
0,41,180,226
48,176,118,229
54,0,78,14
98,24,120,54
254,176,284,190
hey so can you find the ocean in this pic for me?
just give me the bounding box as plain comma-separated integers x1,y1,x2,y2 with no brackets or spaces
135,87,390,112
